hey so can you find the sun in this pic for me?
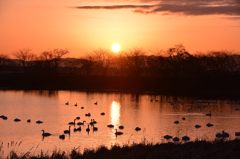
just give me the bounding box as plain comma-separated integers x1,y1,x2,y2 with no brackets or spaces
112,44,120,52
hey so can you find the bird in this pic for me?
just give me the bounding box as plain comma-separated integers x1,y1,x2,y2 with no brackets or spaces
235,108,240,111
59,134,65,140
76,117,80,120
86,124,90,132
216,131,229,138
81,107,84,109
135,127,141,131
235,132,240,136
195,125,201,128
107,124,114,128
115,129,123,136
206,123,213,127
93,125,98,131
206,111,212,117
119,125,124,129
90,119,94,126
85,113,91,117
74,103,77,107
77,121,86,125
42,130,51,137
93,119,97,124
182,136,190,141
14,118,21,122
68,119,76,125
64,126,71,134
173,137,180,142
36,120,43,124
65,101,69,105
101,112,105,115
164,135,172,140
182,117,186,120
74,127,82,132
174,121,179,124
94,101,97,105
27,119,31,122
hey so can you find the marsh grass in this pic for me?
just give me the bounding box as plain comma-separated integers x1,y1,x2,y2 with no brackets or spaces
2,138,240,159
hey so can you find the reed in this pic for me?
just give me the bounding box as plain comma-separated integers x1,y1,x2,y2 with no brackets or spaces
2,138,240,159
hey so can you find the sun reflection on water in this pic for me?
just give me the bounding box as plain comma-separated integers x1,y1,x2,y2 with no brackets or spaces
110,101,121,126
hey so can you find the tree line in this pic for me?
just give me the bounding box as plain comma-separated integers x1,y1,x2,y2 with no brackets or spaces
1,44,239,78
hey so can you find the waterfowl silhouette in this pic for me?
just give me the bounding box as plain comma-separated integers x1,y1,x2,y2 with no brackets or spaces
64,126,71,134
101,112,105,115
77,121,86,125
235,132,240,136
81,107,84,109
36,120,43,124
174,121,179,124
65,101,69,105
195,125,201,128
74,103,77,107
119,125,124,129
74,127,82,132
42,130,51,137
206,123,213,127
216,131,229,138
107,124,114,128
93,125,98,131
206,111,211,117
93,119,97,124
182,117,186,120
86,124,90,132
173,137,180,142
85,113,91,117
135,127,141,131
76,117,80,120
94,101,97,105
115,129,123,136
14,118,21,122
59,134,65,140
68,119,76,125
27,119,31,122
164,135,172,140
182,136,190,141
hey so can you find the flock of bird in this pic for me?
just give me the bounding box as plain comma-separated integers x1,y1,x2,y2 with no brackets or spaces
1,99,240,143
161,99,240,142
0,101,143,141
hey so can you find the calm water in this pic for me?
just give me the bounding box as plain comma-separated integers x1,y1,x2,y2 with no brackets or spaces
0,90,240,157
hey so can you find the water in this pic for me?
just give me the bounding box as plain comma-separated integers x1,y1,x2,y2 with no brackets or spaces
0,90,240,157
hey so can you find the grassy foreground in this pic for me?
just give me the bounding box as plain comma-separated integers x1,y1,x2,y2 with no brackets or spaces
6,139,240,159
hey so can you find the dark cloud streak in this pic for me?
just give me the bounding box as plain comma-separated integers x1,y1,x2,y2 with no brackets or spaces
72,0,240,16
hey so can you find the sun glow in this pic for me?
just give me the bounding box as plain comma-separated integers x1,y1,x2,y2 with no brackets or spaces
111,44,120,52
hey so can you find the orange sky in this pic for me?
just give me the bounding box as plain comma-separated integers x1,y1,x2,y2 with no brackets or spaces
0,0,240,58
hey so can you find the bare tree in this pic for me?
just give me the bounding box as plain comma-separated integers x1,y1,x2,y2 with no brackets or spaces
12,49,35,67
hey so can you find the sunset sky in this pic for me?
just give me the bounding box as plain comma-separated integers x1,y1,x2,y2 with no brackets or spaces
0,0,240,58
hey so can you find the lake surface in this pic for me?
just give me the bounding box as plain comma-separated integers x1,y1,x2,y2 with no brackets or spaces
0,90,240,157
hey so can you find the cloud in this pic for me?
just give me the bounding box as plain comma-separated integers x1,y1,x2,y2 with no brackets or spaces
72,0,240,16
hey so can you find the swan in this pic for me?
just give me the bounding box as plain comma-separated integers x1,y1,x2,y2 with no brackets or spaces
93,125,98,131
135,127,141,131
115,129,123,136
2,116,7,120
27,119,31,122
59,134,65,139
173,137,179,142
174,121,179,124
101,112,105,115
235,132,240,136
164,135,172,140
77,121,86,125
235,108,240,111
206,123,213,127
74,103,77,107
64,126,71,134
85,113,91,117
76,117,80,120
206,111,211,116
216,131,229,138
81,107,84,109
195,125,201,128
90,119,94,126
36,120,43,124
86,124,90,132
74,127,81,132
94,101,97,105
119,125,124,129
93,119,97,124
182,117,186,120
65,101,69,105
0,115,7,119
107,124,114,128
182,136,190,141
42,130,51,137
68,119,76,125
14,118,21,122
